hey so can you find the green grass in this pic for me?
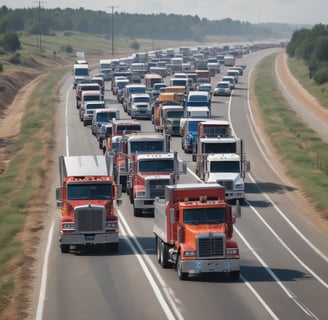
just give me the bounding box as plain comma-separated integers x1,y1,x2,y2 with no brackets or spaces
254,54,328,216
0,66,67,311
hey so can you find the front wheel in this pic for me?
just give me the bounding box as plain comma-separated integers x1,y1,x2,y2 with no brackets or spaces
133,206,141,217
156,237,161,264
60,244,70,253
230,270,240,280
160,242,170,268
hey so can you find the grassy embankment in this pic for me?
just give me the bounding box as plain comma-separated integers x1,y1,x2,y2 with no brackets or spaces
0,31,200,313
254,53,328,218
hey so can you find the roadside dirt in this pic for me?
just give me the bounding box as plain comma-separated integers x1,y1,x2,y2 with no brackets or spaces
0,50,327,319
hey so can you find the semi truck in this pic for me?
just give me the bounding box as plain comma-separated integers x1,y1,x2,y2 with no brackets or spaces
153,184,241,280
107,132,170,192
126,152,186,216
193,120,250,201
56,155,122,253
159,105,184,136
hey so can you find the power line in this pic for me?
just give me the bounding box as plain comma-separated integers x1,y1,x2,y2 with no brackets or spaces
34,1,44,52
107,5,119,56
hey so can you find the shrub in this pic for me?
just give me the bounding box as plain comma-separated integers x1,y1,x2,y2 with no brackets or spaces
9,53,21,65
130,40,139,50
313,66,328,84
61,45,73,53
0,62,3,72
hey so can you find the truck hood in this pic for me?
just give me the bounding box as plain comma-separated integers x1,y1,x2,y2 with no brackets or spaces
66,199,112,208
63,199,114,219
184,224,226,241
207,172,240,183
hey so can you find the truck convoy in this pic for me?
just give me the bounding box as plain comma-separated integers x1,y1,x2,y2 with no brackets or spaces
56,155,122,253
153,183,240,280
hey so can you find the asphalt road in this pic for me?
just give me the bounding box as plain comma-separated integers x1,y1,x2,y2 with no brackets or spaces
36,47,328,320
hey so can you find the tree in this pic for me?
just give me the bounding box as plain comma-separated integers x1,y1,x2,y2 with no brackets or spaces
1,32,21,52
130,40,139,51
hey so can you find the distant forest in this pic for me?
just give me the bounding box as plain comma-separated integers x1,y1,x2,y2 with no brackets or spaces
0,6,297,41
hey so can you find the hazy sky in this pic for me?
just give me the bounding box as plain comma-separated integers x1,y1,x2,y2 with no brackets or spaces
2,0,327,25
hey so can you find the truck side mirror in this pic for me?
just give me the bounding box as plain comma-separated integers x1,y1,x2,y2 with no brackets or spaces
233,200,242,219
246,161,251,172
56,187,62,208
169,208,176,223
114,184,122,199
182,162,187,174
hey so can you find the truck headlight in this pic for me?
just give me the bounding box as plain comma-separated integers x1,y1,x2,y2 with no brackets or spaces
226,248,239,255
106,221,117,229
119,166,126,173
62,223,75,230
183,250,196,257
136,190,146,197
235,183,244,190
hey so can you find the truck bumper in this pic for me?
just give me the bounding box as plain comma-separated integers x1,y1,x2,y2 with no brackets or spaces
132,111,151,119
181,258,240,274
60,232,119,245
134,198,155,211
225,191,245,200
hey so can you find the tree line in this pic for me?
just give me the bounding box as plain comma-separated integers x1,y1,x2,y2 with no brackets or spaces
0,5,295,42
287,24,328,84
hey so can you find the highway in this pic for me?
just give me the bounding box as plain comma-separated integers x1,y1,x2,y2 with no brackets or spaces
37,47,328,320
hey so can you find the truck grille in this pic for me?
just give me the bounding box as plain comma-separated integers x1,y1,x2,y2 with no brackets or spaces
216,180,233,190
75,205,105,233
149,179,170,198
197,234,225,258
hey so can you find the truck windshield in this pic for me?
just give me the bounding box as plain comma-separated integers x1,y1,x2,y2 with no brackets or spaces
210,161,240,173
183,207,226,225
75,69,89,76
97,112,116,122
138,159,174,172
130,141,164,153
67,183,112,200
166,110,184,118
203,142,236,153
203,127,229,137
133,97,150,103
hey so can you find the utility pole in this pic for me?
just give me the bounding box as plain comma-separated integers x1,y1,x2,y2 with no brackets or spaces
34,1,43,52
107,5,119,56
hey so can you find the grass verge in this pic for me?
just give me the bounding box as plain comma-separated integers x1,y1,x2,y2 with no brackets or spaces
0,67,68,313
287,57,328,110
254,53,328,218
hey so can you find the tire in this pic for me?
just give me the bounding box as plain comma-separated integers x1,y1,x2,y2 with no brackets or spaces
133,206,141,217
60,244,70,253
156,237,161,264
129,190,134,204
160,241,170,268
230,270,240,280
177,255,188,280
110,242,119,252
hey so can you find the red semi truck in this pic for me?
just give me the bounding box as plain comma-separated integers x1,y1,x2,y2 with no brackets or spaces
56,155,121,253
153,183,240,280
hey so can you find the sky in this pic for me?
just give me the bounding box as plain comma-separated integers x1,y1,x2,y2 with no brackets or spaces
1,0,328,25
